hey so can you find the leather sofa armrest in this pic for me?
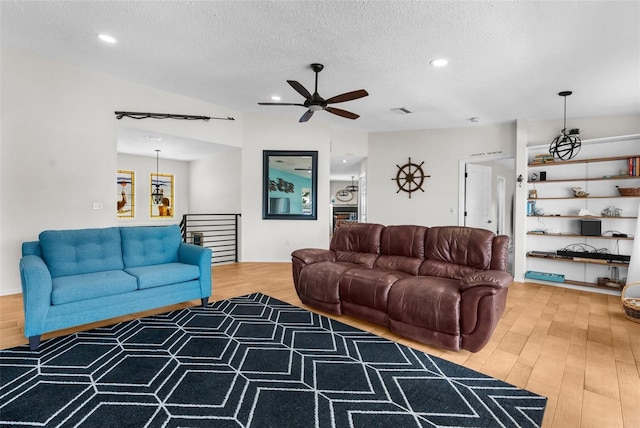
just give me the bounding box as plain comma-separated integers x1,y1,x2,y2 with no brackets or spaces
460,270,513,292
291,248,336,265
19,255,53,337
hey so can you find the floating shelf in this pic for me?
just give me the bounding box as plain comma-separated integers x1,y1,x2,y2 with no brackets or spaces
528,154,639,167
528,195,640,200
527,215,637,219
526,253,629,267
526,232,634,240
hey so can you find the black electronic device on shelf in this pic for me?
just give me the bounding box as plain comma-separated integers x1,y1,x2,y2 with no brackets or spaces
556,250,630,262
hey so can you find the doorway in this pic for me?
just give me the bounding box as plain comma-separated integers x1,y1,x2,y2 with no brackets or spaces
459,156,515,273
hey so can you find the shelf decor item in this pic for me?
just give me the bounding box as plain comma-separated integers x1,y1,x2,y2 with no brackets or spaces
601,206,623,217
572,187,589,197
621,282,640,323
616,186,640,196
598,277,625,289
548,91,581,161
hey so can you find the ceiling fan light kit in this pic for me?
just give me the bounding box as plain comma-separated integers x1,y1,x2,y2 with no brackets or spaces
258,63,369,122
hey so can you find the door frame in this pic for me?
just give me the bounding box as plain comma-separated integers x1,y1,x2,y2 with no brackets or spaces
457,153,515,231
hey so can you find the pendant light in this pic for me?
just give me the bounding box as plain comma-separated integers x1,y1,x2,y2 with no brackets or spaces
346,176,358,192
549,91,581,161
151,149,164,204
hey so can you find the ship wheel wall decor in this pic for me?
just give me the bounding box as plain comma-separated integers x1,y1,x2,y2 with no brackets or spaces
392,157,430,198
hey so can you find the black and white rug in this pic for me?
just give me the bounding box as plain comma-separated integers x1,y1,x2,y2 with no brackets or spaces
0,293,546,427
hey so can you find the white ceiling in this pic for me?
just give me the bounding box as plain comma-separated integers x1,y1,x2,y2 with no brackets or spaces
2,1,639,179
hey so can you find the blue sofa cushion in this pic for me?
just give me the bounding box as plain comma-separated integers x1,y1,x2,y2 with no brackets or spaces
120,225,181,268
39,228,124,278
52,270,137,305
125,263,200,290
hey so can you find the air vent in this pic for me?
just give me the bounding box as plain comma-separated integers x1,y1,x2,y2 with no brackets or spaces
391,107,412,115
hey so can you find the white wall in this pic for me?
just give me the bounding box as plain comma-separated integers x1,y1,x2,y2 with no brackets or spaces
330,128,368,157
189,149,242,214
0,48,241,295
117,153,190,225
367,124,516,226
240,113,332,261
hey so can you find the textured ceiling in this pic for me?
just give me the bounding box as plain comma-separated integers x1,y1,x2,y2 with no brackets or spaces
2,1,639,177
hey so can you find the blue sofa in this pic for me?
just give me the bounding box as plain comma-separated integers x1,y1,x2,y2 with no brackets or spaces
19,225,212,350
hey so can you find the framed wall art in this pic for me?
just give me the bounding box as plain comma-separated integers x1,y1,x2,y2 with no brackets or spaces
116,169,135,218
150,173,174,218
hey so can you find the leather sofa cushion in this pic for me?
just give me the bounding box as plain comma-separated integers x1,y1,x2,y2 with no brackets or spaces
380,225,427,258
52,270,137,305
419,260,480,280
121,225,181,268
388,276,461,335
423,226,494,271
375,225,427,275
340,268,411,311
125,263,200,290
330,223,383,254
298,261,360,305
39,228,124,278
335,251,378,267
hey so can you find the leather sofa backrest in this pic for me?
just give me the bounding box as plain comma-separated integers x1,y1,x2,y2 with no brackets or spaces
374,225,427,274
330,223,384,267
420,226,497,279
491,235,510,271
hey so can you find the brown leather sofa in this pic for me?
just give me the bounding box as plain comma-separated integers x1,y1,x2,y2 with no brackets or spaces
291,223,512,352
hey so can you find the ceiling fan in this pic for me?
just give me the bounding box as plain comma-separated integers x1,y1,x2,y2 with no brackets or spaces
258,63,369,123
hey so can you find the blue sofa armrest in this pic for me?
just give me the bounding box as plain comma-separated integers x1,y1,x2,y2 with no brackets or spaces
19,255,53,338
178,243,212,298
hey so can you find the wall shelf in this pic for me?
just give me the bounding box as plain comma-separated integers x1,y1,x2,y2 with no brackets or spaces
529,196,639,200
527,215,637,219
525,138,640,294
529,176,639,184
527,253,629,267
527,232,634,240
528,154,637,167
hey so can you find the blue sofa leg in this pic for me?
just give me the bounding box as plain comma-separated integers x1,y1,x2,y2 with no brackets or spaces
201,297,208,307
29,335,41,351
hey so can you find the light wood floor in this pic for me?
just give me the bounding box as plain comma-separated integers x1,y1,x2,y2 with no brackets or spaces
1,262,639,427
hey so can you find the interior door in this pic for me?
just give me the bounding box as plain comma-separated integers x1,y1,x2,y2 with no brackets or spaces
465,163,495,233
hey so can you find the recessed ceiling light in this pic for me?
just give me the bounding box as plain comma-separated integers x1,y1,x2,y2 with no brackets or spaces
342,159,348,163
469,117,480,123
98,34,117,44
430,58,448,67
145,135,162,141
271,95,281,101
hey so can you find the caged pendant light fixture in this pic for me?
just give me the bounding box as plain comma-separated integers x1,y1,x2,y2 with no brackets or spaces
346,176,359,192
549,91,581,161
151,149,164,205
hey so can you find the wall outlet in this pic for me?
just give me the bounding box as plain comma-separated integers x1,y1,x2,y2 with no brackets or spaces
92,202,103,210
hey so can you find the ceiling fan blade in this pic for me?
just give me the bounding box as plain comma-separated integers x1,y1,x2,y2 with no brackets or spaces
325,89,369,104
287,80,312,99
258,102,305,106
325,107,360,120
299,110,314,122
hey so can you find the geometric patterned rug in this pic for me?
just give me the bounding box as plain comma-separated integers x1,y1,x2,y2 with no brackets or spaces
0,293,546,427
